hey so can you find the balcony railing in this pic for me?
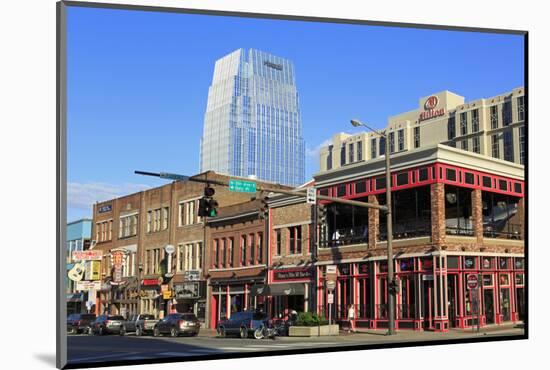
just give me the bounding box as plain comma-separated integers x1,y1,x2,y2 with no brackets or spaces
379,218,431,241
483,223,522,240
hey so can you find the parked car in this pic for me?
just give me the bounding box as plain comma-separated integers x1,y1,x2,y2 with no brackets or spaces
153,313,200,337
217,311,268,339
67,313,96,334
88,315,125,335
119,314,158,336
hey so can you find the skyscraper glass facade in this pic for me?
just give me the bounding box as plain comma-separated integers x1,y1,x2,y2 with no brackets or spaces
200,49,305,186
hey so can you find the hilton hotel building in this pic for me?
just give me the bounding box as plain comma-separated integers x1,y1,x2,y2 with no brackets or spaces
314,87,525,331
320,87,525,170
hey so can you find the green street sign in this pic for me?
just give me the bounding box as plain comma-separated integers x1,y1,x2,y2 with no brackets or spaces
229,179,257,193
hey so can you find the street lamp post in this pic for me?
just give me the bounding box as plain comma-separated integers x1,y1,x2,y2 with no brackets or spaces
351,119,396,335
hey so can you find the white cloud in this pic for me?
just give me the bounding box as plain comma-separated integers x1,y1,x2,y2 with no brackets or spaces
305,139,332,159
67,182,151,211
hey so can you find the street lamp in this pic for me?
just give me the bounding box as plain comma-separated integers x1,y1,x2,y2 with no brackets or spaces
350,118,396,336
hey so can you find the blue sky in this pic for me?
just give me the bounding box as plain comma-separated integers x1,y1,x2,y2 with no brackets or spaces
66,6,524,222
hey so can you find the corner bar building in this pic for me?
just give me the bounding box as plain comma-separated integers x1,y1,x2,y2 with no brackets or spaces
315,87,525,331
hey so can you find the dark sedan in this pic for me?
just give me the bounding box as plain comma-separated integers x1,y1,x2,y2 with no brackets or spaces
67,313,96,334
153,313,200,337
88,315,125,335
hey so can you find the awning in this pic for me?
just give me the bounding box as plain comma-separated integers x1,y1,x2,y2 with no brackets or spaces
251,283,305,297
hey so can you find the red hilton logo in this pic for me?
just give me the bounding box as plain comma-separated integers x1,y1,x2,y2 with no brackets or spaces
424,96,439,110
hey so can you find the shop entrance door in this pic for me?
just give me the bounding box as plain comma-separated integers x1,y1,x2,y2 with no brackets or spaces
447,275,457,327
500,288,511,321
484,289,495,324
422,279,434,330
287,295,305,313
516,288,525,321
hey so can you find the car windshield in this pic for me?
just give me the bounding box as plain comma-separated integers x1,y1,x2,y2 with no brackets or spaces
141,315,155,320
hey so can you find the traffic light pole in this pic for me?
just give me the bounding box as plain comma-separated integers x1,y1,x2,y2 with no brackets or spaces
135,171,388,212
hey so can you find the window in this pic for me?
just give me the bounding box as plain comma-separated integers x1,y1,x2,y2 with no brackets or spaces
389,132,395,153
162,207,169,230
491,134,500,158
472,137,480,154
221,239,227,267
337,185,346,197
376,177,386,190
379,137,386,156
503,100,512,126
396,172,408,186
499,179,508,191
371,138,377,159
517,96,525,121
414,127,420,148
119,214,138,238
340,144,346,166
471,109,479,132
228,238,233,267
464,172,475,185
196,243,203,269
257,233,263,264
96,220,113,242
177,245,184,272
289,226,302,254
419,168,428,182
503,130,514,162
355,181,367,194
276,229,282,255
213,240,219,267
482,176,492,188
147,211,152,233
349,143,354,163
514,183,522,194
448,114,456,139
446,169,457,181
461,140,468,151
398,129,405,151
249,234,255,264
519,126,525,165
357,141,363,161
490,106,499,129
326,145,333,170
460,112,467,136
241,236,246,266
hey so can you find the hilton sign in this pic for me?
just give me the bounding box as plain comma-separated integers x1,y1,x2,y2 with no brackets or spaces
419,96,445,122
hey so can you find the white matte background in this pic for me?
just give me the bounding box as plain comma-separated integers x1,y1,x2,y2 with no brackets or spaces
1,0,547,369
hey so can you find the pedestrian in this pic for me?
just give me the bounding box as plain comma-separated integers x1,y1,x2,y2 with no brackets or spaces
347,304,356,333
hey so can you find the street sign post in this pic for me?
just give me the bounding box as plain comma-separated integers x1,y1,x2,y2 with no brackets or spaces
306,187,316,204
229,179,257,193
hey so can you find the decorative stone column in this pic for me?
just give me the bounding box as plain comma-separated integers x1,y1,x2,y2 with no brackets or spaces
368,194,379,248
471,189,483,246
430,183,446,247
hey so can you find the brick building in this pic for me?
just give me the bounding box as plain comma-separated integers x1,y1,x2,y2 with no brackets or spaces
314,144,525,331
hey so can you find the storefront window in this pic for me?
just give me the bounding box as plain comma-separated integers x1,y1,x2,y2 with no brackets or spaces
514,258,524,270
499,274,510,285
482,257,493,269
445,185,473,236
325,202,369,247
399,258,414,272
447,256,459,269
499,257,510,270
379,186,432,241
482,192,522,239
464,256,476,269
515,273,524,285
483,275,493,286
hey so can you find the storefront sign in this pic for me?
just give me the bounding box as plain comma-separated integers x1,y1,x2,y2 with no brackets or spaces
422,274,434,281
419,96,445,122
84,261,101,281
142,278,162,286
72,250,103,261
467,274,479,289
326,265,337,274
98,204,112,213
274,269,313,281
184,270,201,281
175,282,200,298
76,280,101,291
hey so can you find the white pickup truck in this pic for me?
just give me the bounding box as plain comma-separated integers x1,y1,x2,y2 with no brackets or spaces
120,314,159,336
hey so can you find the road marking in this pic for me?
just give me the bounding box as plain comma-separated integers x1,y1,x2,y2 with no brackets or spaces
70,352,140,363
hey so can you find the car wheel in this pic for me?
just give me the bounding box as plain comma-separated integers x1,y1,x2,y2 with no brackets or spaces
218,326,226,338
240,327,248,339
153,327,160,337
119,326,126,336
170,328,179,337
135,327,142,337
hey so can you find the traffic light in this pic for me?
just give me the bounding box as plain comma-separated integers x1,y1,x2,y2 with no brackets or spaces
198,186,218,217
317,204,327,224
388,279,398,295
259,193,269,220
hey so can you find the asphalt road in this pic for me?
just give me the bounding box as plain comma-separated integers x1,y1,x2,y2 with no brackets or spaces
67,325,524,366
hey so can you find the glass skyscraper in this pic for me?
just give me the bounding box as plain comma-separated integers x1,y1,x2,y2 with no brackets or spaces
200,49,305,187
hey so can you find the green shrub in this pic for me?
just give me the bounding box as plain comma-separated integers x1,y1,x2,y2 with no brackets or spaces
296,312,329,326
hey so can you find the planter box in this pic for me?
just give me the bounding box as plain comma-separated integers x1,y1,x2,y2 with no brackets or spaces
288,324,340,337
